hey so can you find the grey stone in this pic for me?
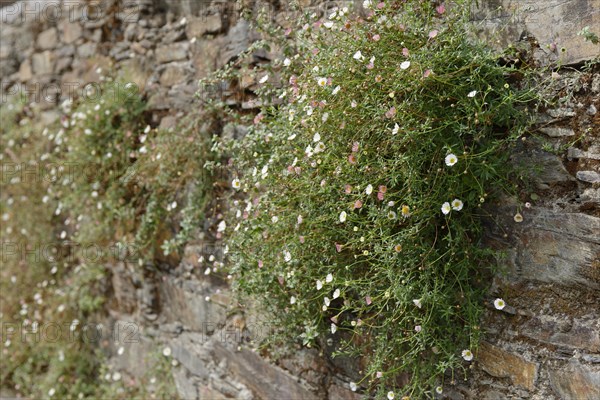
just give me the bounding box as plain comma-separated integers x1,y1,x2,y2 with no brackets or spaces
31,51,54,75
77,42,97,58
156,43,189,63
547,108,576,118
159,63,190,86
539,126,575,137
37,27,58,50
60,21,83,44
172,367,199,400
587,104,598,116
473,0,600,65
576,171,600,183
549,361,600,400
210,342,319,400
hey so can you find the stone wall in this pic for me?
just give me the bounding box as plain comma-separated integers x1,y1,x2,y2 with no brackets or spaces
1,0,598,399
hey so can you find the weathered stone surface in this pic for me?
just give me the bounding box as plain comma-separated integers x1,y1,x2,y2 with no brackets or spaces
18,58,32,81
60,21,83,44
156,43,189,63
577,170,600,183
473,0,600,65
210,342,319,400
328,382,363,400
539,126,576,137
31,51,54,75
186,15,223,38
159,63,190,86
491,209,600,288
478,342,538,390
520,315,600,353
37,27,57,50
549,361,600,400
172,367,199,400
191,38,222,79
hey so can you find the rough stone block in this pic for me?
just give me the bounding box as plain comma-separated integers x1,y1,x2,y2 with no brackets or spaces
549,361,600,400
478,342,538,390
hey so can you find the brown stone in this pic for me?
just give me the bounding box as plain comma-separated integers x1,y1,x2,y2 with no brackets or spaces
478,342,538,390
18,58,32,81
549,361,600,400
156,43,189,63
185,15,223,39
191,38,222,79
159,64,188,86
328,383,363,400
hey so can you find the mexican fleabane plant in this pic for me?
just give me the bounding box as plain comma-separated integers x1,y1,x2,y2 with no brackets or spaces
221,0,534,397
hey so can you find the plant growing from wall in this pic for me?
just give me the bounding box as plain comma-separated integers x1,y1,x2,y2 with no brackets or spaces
220,0,536,397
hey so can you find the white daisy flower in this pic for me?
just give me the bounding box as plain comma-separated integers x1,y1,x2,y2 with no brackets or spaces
272,216,279,223
467,90,477,98
317,77,327,87
392,123,399,135
451,199,464,211
494,298,506,310
283,58,291,67
314,142,325,153
162,347,172,357
331,323,337,334
284,250,292,262
217,220,226,233
324,21,334,29
316,280,323,290
350,382,357,392
400,61,411,70
445,153,458,166
326,273,333,283
365,184,373,195
353,50,364,61
413,298,422,308
332,85,341,95
259,74,269,83
333,288,340,299
435,386,443,394
297,215,303,224
232,178,241,190
290,296,296,305
387,391,395,400
441,202,451,215
363,0,372,9
514,213,523,223
324,297,331,306
461,349,473,361
339,211,347,223
313,132,321,142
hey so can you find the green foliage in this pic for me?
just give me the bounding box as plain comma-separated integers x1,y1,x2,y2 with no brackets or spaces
221,1,536,397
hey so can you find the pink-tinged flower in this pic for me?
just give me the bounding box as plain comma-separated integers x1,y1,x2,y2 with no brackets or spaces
258,260,263,268
429,30,439,39
345,185,353,194
351,100,357,108
373,34,380,41
354,199,363,209
377,2,385,9
423,69,432,78
335,242,342,252
243,211,249,219
436,4,446,14
284,27,292,35
331,316,338,323
377,191,384,201
402,47,409,57
385,106,397,119
414,325,422,332
278,276,284,285
299,236,305,243
254,113,265,125
313,48,320,55
352,141,360,152
376,371,383,378
289,75,297,85
365,296,372,305
314,21,322,29
375,75,382,82
367,62,374,69
348,154,357,164
379,185,387,193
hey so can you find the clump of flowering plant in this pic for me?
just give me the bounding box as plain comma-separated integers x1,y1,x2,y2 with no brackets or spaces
221,0,535,397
